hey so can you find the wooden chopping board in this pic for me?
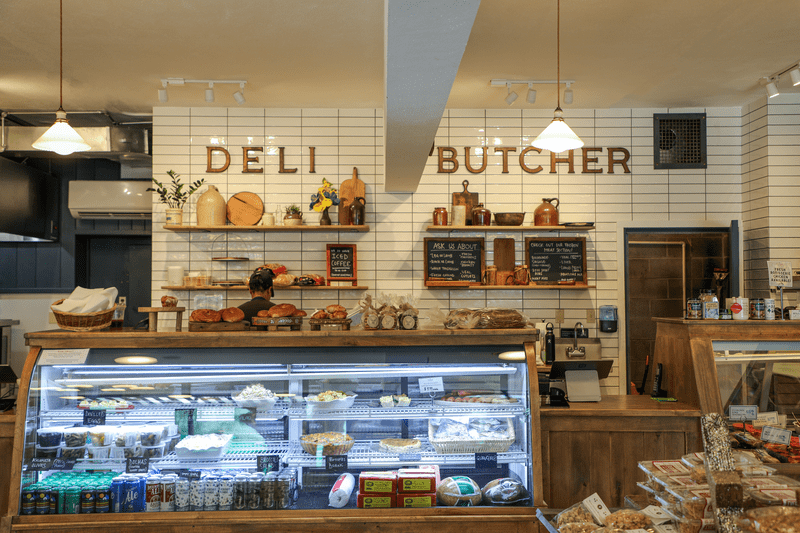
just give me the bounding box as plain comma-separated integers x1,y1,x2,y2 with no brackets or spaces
338,167,365,225
452,180,479,225
227,192,263,226
493,238,516,271
188,320,249,332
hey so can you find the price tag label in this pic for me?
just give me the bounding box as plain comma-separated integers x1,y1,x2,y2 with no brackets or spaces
641,505,671,525
761,425,792,445
398,453,422,463
754,411,780,427
475,452,498,469
83,409,106,426
325,455,348,471
418,377,444,394
126,457,150,474
583,492,611,523
184,470,202,481
51,458,77,471
38,349,89,366
729,405,757,421
27,457,54,471
257,455,280,473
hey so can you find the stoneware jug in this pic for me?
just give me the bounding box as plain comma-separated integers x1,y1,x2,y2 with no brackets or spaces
350,197,366,225
534,198,559,226
196,185,226,226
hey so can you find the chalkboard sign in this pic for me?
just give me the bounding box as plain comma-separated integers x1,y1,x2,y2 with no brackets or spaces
325,455,348,471
475,452,498,469
424,238,485,286
525,237,587,285
83,409,106,426
326,244,357,285
126,457,150,474
257,455,280,473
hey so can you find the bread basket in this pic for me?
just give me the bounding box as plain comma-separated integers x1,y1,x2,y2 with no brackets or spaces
50,299,116,332
428,418,515,454
300,433,354,456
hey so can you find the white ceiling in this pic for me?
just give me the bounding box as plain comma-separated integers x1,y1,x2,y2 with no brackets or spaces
2,0,798,115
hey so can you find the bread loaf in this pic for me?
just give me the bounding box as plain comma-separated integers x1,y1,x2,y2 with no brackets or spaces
331,311,348,319
161,295,178,307
190,309,221,323
269,304,296,317
311,310,329,319
291,309,307,317
221,307,245,322
326,304,346,314
256,309,272,317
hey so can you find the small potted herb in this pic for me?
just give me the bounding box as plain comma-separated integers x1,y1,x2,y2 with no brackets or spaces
283,204,303,226
148,170,205,226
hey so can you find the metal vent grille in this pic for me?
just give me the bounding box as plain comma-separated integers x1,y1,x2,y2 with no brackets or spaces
653,113,707,169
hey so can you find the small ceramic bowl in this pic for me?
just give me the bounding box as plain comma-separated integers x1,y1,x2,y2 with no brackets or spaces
494,212,525,226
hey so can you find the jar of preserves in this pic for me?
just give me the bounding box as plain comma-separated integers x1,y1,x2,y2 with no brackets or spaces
686,298,702,319
432,207,448,226
471,203,491,226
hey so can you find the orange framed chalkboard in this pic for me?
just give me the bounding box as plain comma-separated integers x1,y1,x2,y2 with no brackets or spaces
326,244,357,285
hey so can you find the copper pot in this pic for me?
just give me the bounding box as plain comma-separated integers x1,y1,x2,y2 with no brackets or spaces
534,198,559,226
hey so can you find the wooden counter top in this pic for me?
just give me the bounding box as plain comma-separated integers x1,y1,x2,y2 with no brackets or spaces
24,327,539,349
541,394,701,417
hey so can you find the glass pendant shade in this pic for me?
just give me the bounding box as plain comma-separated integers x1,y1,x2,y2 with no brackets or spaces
532,108,584,153
32,109,91,155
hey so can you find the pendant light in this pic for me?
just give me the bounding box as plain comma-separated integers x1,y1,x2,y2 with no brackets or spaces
532,0,583,154
32,0,91,156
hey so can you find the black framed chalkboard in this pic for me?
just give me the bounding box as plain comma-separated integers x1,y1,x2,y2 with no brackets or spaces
326,244,357,285
525,237,587,285
424,238,485,286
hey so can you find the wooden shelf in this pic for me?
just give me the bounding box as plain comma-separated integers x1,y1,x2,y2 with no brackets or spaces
424,284,595,290
426,224,594,232
162,285,369,291
164,224,369,232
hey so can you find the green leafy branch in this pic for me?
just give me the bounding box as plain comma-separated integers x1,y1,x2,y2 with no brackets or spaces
147,170,205,209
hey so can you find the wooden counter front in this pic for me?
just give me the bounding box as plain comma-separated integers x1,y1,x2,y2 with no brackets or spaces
540,395,701,508
0,410,15,518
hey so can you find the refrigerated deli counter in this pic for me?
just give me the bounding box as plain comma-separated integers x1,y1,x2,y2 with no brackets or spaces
3,328,544,533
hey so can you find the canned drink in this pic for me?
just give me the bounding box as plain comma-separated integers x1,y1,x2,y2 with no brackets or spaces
750,298,766,320
161,477,176,512
175,478,190,512
218,475,234,511
110,477,125,513
276,474,292,509
189,479,205,511
21,487,36,515
47,486,58,515
35,487,51,515
765,298,776,320
95,485,110,513
233,474,248,510
138,474,149,512
262,472,277,510
65,486,81,514
203,476,219,511
122,479,139,513
284,467,299,503
80,487,96,514
55,485,66,514
246,476,261,510
686,298,702,319
145,476,162,512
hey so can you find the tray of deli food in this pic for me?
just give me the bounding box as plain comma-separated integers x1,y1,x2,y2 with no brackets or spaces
174,433,233,459
232,384,277,409
379,394,410,408
434,390,519,406
428,416,515,454
300,432,354,456
304,390,357,410
78,399,133,410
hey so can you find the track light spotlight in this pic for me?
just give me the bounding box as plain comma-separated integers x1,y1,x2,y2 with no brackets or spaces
205,83,215,103
158,81,168,103
563,82,573,105
790,67,800,87
233,82,246,105
526,83,537,104
505,83,518,105
766,79,779,98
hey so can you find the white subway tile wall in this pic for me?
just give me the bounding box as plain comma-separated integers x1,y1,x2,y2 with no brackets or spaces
152,105,755,395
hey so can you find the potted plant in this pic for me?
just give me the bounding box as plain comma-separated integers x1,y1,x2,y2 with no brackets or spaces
309,177,340,225
148,170,205,226
284,204,303,226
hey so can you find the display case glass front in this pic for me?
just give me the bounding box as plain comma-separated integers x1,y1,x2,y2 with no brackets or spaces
19,343,535,514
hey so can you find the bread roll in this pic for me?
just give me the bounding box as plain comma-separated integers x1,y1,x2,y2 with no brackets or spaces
256,309,272,317
291,309,307,317
311,310,328,319
331,311,348,319
221,307,245,322
161,295,178,307
190,309,222,323
326,304,346,314
269,304,296,317
436,476,482,506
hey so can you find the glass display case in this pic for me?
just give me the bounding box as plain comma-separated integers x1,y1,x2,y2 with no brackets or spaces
8,329,542,533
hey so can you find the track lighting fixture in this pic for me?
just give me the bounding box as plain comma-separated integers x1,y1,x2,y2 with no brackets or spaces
759,61,800,99
158,78,247,104
526,83,537,104
505,83,518,105
791,67,800,87
563,82,573,105
766,79,779,98
491,79,575,106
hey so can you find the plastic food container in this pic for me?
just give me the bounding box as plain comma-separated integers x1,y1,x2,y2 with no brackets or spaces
63,427,88,447
87,446,111,459
113,427,137,447
36,445,60,459
141,443,165,459
739,506,800,533
138,425,163,446
36,428,63,447
88,426,116,446
60,445,86,459
110,445,142,459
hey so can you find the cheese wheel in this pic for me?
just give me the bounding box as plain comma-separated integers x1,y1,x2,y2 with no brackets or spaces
221,307,245,322
436,476,482,506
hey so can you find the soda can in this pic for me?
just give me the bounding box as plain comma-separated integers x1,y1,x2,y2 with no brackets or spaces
161,477,176,512
765,298,776,320
110,477,125,513
189,479,205,511
175,478,190,512
80,487,96,514
233,474,247,510
55,485,66,514
276,474,292,509
21,487,36,515
95,485,110,513
284,467,299,503
203,476,219,511
145,476,162,512
65,486,81,514
245,475,260,510
35,487,51,515
122,478,139,513
218,475,234,511
262,472,277,510
137,474,148,513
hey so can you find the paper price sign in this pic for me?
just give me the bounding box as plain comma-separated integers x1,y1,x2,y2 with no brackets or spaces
729,405,757,421
418,377,444,394
761,426,792,446
767,261,793,287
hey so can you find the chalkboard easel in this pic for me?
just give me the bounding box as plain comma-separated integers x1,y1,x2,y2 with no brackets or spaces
525,237,588,286
326,244,357,286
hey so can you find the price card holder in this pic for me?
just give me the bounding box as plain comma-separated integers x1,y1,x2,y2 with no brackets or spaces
729,405,757,421
398,453,422,463
126,457,150,474
51,458,77,471
27,458,54,471
762,426,792,445
325,455,348,471
83,409,106,426
184,470,202,481
418,377,444,395
583,492,611,524
257,455,280,473
475,452,498,469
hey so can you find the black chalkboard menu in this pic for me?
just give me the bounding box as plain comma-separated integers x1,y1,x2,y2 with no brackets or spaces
525,237,587,285
326,244,357,285
424,238,485,286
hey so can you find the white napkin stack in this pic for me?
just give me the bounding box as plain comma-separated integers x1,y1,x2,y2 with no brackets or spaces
52,286,119,314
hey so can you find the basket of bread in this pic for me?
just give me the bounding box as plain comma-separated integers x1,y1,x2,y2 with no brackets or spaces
300,432,354,456
251,303,307,331
309,304,351,330
428,416,515,454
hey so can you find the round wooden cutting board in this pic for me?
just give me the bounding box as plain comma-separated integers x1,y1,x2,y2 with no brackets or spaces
226,192,264,225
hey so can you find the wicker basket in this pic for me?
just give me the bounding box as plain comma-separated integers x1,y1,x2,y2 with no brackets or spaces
51,299,116,332
428,418,515,454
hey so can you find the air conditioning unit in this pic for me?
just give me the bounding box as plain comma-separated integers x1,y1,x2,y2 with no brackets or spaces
68,180,152,219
